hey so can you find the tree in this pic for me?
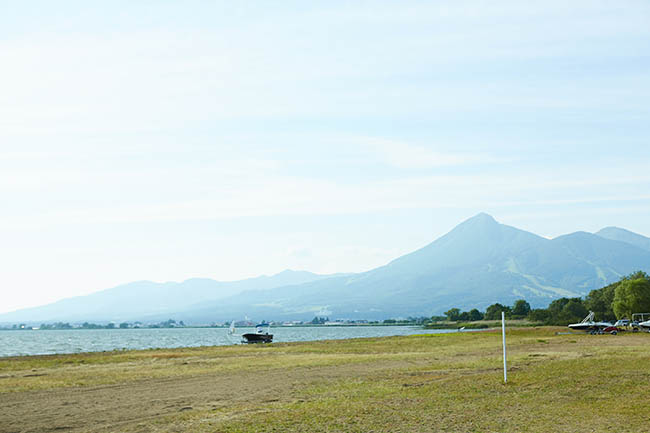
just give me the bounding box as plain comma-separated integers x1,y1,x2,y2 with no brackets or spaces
161,319,177,328
613,277,650,319
444,308,460,321
511,300,531,318
546,298,571,318
626,270,649,281
484,303,510,320
119,322,129,329
458,311,470,321
544,297,587,325
558,299,588,325
585,282,617,322
468,308,484,321
527,308,550,323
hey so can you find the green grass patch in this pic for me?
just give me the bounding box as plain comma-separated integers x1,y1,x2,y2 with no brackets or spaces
3,328,650,432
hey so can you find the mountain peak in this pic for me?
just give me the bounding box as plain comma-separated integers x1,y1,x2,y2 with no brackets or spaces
275,269,314,276
598,226,620,231
597,226,636,236
431,212,502,244
470,212,497,222
596,226,650,252
459,212,498,228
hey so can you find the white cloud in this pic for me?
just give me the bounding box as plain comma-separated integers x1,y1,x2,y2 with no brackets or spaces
359,137,506,169
2,157,648,232
3,0,648,140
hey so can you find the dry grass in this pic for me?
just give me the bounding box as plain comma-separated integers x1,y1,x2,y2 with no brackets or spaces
2,328,650,432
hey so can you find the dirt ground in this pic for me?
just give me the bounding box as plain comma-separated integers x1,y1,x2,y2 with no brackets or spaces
5,329,649,433
0,358,408,433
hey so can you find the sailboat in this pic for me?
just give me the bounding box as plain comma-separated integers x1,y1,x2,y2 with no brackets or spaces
226,320,240,344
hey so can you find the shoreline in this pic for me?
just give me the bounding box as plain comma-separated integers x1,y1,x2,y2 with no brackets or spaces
0,325,457,359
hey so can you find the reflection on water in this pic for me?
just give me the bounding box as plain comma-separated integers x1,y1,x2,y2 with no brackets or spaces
0,326,458,357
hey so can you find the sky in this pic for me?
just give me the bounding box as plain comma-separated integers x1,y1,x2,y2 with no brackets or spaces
1,1,649,314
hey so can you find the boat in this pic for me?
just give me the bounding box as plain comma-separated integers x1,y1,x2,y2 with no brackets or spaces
568,311,615,334
226,320,239,344
632,313,650,332
241,323,273,344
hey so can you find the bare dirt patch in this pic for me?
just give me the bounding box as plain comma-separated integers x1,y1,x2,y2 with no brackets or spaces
0,358,414,433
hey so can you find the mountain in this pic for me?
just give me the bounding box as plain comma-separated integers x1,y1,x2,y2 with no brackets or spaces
3,213,650,324
0,270,333,324
595,227,650,252
164,214,650,322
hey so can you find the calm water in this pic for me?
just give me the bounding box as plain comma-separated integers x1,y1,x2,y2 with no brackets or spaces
0,326,458,357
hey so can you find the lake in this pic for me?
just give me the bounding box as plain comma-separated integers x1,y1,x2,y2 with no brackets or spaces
0,326,459,357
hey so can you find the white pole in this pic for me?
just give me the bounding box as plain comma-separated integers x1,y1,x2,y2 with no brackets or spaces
502,311,507,383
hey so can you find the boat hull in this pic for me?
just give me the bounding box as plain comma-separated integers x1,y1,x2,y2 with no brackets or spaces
241,333,273,344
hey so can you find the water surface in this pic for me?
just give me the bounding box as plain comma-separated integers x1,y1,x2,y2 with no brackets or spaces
0,326,459,357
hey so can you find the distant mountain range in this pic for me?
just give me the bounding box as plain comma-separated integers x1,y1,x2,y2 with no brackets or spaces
0,270,337,324
2,213,649,324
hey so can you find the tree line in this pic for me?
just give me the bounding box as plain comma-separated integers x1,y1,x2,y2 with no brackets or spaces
443,271,650,326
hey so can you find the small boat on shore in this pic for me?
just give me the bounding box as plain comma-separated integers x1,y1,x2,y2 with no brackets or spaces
241,324,273,344
639,320,650,331
568,311,615,334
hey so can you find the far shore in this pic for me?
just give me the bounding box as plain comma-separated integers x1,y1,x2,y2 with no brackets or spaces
0,322,426,330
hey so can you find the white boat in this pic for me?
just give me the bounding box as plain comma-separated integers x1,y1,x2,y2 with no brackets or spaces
228,320,236,335
226,320,240,344
568,311,614,334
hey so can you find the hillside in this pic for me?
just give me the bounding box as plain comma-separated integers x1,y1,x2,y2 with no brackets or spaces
596,226,650,252
2,213,649,324
160,214,650,322
0,270,332,324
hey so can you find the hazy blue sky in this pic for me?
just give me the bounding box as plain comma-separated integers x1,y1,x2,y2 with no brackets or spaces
1,1,649,313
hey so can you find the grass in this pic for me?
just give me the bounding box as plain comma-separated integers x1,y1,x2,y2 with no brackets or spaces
2,328,650,432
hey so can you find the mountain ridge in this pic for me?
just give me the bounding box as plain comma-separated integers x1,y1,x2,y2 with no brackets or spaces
0,270,337,323
171,214,650,322
595,226,650,252
2,213,649,324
